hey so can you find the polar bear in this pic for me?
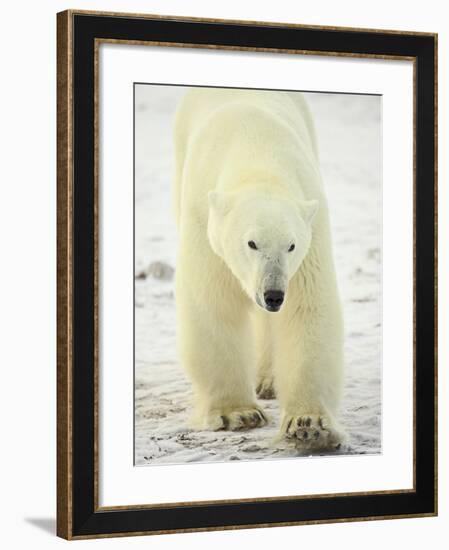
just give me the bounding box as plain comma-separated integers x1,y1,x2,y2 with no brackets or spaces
173,88,344,450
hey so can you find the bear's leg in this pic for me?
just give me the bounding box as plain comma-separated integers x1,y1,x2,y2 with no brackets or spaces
253,313,276,400
274,305,345,451
177,291,268,431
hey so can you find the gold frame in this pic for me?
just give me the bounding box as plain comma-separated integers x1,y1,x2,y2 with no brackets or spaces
57,9,438,539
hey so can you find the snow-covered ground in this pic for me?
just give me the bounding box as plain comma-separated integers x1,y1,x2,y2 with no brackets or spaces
134,85,382,466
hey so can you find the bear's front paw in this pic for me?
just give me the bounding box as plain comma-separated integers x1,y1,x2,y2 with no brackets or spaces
256,377,276,400
211,407,268,431
282,414,343,452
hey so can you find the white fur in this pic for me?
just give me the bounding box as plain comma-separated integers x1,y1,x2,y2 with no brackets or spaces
173,88,344,450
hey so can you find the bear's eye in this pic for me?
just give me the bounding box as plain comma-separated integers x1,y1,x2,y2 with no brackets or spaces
288,243,295,252
248,240,258,250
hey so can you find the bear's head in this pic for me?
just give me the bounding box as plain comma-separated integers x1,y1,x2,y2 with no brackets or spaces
207,191,318,312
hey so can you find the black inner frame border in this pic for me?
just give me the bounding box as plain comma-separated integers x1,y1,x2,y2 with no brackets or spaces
72,13,436,537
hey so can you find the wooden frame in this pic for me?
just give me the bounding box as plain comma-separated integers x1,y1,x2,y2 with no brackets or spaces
57,10,437,540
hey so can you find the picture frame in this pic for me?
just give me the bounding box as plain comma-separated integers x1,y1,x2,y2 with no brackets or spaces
57,10,437,540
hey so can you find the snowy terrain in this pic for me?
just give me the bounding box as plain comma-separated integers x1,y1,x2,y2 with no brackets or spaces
134,85,382,466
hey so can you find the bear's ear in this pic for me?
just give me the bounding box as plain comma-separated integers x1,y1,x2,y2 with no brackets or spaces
208,191,234,218
298,199,319,224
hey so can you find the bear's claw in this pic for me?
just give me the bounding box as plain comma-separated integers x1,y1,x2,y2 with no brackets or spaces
216,407,268,431
256,382,276,399
256,378,276,400
284,413,343,451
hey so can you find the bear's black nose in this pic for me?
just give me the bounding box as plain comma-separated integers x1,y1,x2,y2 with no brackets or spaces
264,290,284,311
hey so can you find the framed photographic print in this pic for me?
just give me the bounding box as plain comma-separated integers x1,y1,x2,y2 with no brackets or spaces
57,10,437,540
